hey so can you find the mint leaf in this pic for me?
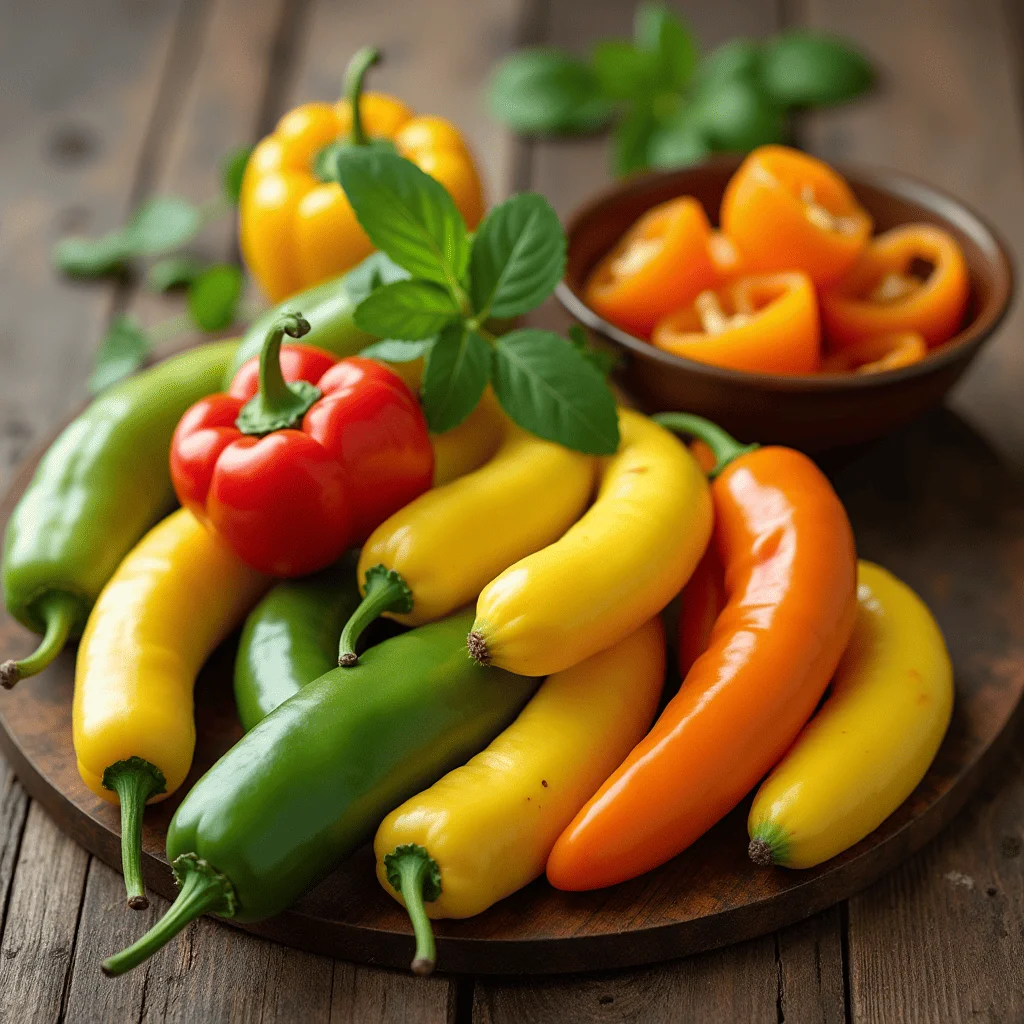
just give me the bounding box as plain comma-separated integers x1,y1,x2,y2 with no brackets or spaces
344,251,411,305
568,324,620,377
493,329,619,455
691,78,786,151
590,41,660,100
313,137,398,184
335,148,469,293
222,145,254,205
124,197,203,255
469,193,566,320
762,31,874,107
360,338,434,363
355,280,460,340
89,315,150,393
148,256,206,292
421,324,492,432
696,39,762,92
613,104,657,176
188,263,244,332
53,232,128,277
634,3,697,91
648,120,711,168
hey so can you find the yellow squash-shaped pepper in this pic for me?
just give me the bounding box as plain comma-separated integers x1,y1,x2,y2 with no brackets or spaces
375,616,666,974
338,419,595,664
240,47,485,302
748,560,953,869
468,409,712,676
74,509,268,907
430,390,504,488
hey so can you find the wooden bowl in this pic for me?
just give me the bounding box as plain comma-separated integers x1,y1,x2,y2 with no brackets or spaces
557,155,1014,450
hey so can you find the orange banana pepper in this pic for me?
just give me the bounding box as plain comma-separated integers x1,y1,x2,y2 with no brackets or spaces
651,272,821,373
822,331,927,374
721,145,872,287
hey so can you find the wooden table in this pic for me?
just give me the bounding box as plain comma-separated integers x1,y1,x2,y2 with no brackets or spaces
1,0,1022,1020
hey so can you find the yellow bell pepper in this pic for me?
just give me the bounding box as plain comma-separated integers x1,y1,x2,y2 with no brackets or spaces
375,616,666,974
240,47,485,302
748,560,953,869
74,509,268,907
468,409,712,676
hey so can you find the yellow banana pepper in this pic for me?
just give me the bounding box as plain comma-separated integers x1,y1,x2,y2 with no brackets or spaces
74,509,268,908
240,47,485,302
748,560,953,869
375,616,666,974
430,390,504,488
468,409,712,676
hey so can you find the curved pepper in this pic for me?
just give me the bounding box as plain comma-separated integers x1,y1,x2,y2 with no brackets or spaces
240,47,484,302
651,271,821,373
101,612,539,977
171,312,433,576
74,509,269,908
749,561,953,869
822,331,927,374
583,197,719,339
821,224,969,349
546,413,856,890
1,340,236,688
721,145,872,287
375,617,665,974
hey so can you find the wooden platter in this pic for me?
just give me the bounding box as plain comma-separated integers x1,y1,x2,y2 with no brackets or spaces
0,406,1021,976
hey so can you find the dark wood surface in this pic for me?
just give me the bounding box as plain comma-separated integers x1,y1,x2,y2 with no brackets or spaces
0,0,1022,1020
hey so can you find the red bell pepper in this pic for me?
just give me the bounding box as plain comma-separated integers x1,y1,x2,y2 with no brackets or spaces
170,312,433,576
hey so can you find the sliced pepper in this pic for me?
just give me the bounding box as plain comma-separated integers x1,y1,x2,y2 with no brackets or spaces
821,224,969,349
720,145,872,287
822,331,927,374
651,271,821,374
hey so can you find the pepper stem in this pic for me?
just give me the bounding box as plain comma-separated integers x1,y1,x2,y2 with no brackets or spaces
101,855,236,977
345,47,382,147
384,844,442,976
102,758,167,909
1,591,80,688
748,819,791,868
338,565,414,666
235,312,321,436
652,412,759,479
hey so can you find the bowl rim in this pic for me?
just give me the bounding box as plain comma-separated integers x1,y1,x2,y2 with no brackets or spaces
557,155,1015,394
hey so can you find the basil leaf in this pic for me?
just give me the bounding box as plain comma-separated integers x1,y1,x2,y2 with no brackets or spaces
488,50,612,135
492,328,619,455
344,251,411,305
188,263,244,332
335,147,469,292
88,315,150,394
568,323,619,376
634,3,697,91
360,338,434,363
124,196,203,255
147,256,206,292
762,31,874,107
355,280,460,340
648,118,711,169
613,103,658,176
313,137,398,184
590,41,660,100
222,145,253,205
691,77,786,151
469,193,566,320
421,324,492,433
53,232,129,277
696,39,762,92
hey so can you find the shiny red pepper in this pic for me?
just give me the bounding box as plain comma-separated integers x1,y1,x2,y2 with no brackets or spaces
170,312,433,576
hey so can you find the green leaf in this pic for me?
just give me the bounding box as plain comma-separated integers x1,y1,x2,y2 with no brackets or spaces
421,324,492,433
648,118,711,169
188,263,244,332
360,338,434,363
313,137,398,184
222,145,254,205
52,233,129,277
88,315,150,394
147,256,206,292
590,41,660,100
612,104,658,176
634,3,697,91
695,39,762,92
691,77,786,151
492,328,619,455
568,323,619,376
488,50,612,135
124,196,203,255
469,193,566,320
762,31,874,107
335,147,469,292
354,280,460,340
344,251,411,305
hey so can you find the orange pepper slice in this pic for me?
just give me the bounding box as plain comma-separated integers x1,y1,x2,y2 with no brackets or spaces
821,224,969,350
720,145,872,288
822,332,927,374
583,197,718,340
651,271,821,374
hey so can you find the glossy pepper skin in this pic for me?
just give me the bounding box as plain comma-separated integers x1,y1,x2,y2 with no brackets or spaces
721,145,872,288
749,561,953,869
469,409,712,677
822,331,927,374
1,340,237,689
101,612,539,977
74,509,269,908
240,47,484,302
171,312,433,576
546,413,857,891
652,271,821,373
375,618,665,974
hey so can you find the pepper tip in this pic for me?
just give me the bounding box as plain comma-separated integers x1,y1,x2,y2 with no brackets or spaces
100,961,116,979
0,660,21,690
411,956,435,977
748,837,775,867
466,631,489,665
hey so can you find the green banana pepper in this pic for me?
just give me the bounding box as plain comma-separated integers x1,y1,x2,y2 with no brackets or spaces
102,610,538,976
1,340,237,687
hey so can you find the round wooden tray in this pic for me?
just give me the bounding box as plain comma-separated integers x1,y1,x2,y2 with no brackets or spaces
0,408,1021,975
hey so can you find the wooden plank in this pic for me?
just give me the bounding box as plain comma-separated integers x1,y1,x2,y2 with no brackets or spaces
777,907,847,1024
330,962,455,1024
0,758,30,934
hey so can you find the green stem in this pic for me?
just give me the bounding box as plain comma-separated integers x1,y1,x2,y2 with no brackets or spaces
748,819,791,868
235,312,320,436
0,591,79,689
102,758,167,909
345,46,382,147
337,565,414,666
384,844,442,976
652,412,759,479
101,855,236,977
